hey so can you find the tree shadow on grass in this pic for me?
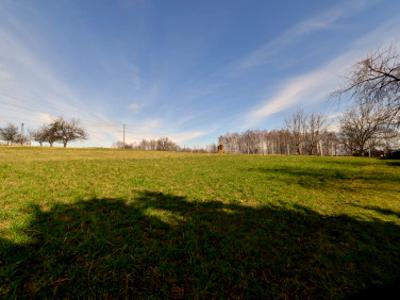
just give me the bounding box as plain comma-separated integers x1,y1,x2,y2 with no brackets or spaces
1,191,400,299
352,204,400,219
385,161,400,167
316,159,378,168
247,166,400,192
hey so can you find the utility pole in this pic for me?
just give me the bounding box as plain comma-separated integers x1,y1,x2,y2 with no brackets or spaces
122,124,126,148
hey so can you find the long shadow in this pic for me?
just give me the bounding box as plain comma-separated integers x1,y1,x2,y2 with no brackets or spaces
321,159,400,168
1,191,400,298
386,161,400,167
352,204,400,219
247,165,400,191
317,159,378,168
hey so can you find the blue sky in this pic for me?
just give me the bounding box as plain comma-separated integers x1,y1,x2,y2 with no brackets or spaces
0,0,399,147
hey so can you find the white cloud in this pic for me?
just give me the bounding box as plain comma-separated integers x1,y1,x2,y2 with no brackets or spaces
245,17,400,127
168,130,210,143
237,0,375,70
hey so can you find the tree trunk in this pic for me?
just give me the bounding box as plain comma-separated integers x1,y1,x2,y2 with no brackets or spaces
319,141,323,156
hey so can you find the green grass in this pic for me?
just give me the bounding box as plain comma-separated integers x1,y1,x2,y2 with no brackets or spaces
1,147,400,298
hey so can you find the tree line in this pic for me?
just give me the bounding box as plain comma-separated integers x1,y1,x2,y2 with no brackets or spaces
0,117,87,147
218,104,399,156
114,137,179,151
219,112,339,155
114,137,217,153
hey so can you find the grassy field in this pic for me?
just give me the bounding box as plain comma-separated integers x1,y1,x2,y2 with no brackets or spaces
1,147,400,298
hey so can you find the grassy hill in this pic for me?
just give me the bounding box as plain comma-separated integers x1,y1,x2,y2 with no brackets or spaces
1,147,400,298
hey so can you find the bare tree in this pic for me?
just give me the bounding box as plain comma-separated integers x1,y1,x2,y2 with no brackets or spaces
41,123,59,147
339,102,389,156
239,130,260,154
0,124,19,145
380,126,400,155
285,109,307,154
47,117,87,147
337,46,400,125
17,132,28,146
206,144,217,153
306,113,326,155
149,139,158,150
131,137,180,151
324,131,340,156
217,125,340,156
31,126,49,146
218,132,240,153
156,137,178,151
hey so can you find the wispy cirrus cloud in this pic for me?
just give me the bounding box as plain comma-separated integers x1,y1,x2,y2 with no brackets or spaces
237,0,377,70
0,4,210,147
167,130,211,144
0,22,120,146
245,17,400,127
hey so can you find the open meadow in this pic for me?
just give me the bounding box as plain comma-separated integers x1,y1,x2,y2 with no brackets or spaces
1,147,400,298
